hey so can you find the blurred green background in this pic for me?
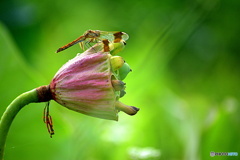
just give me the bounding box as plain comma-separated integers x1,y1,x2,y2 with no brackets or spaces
0,0,239,159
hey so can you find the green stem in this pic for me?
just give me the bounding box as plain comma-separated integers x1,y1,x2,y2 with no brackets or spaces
0,89,39,160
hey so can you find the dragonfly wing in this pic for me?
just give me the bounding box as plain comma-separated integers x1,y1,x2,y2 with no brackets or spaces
121,32,129,41
99,31,115,42
99,31,129,42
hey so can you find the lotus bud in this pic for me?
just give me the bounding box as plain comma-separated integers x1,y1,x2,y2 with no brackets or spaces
120,90,126,98
49,47,139,121
111,80,126,91
109,40,126,55
110,56,124,71
118,62,132,80
115,101,139,115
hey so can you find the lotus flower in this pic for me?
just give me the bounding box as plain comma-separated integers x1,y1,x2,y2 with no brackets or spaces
49,46,139,121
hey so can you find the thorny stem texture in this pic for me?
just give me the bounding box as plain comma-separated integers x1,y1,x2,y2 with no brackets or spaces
0,89,39,160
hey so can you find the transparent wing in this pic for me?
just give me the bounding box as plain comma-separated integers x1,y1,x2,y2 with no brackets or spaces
99,31,115,42
120,32,129,41
99,31,129,42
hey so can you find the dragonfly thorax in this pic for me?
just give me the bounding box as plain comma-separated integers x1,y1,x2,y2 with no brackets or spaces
84,30,101,38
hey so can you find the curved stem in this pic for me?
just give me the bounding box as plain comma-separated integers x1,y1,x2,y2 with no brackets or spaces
0,89,39,160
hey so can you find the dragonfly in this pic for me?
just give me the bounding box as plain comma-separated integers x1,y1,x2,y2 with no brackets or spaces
85,38,126,56
55,30,129,53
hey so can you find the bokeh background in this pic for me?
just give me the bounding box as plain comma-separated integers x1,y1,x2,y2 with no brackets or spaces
0,0,239,159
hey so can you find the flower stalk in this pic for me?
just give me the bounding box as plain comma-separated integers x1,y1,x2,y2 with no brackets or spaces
0,89,39,160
